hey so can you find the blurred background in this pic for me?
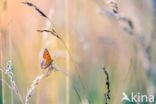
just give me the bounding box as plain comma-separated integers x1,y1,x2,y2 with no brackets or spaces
0,0,156,104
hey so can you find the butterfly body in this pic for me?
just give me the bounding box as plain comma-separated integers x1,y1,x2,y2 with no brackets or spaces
41,48,53,70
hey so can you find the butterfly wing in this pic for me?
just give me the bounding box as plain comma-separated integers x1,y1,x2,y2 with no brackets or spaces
41,59,51,70
41,60,45,70
41,48,52,70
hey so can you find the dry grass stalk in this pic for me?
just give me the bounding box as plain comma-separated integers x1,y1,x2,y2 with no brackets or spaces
25,63,60,104
5,61,19,95
94,0,134,35
22,1,71,58
21,1,62,41
0,61,24,103
102,65,110,104
21,2,49,20
106,0,118,14
37,29,61,40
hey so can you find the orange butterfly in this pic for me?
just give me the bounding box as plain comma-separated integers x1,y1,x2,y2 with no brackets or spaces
41,48,53,70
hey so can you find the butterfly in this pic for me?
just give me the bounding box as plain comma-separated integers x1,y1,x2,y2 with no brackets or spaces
41,48,54,70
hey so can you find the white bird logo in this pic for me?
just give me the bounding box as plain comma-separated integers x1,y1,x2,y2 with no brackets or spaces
122,92,130,102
